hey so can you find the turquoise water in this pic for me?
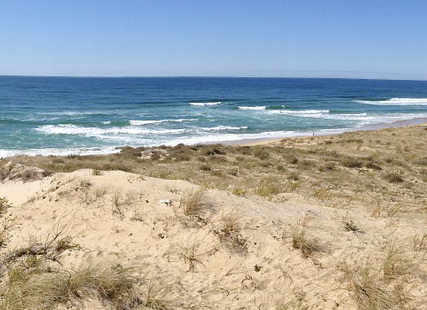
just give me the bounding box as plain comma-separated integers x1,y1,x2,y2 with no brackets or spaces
1,76,427,157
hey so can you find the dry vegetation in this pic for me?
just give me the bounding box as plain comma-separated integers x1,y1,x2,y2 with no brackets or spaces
0,217,142,309
4,125,426,213
0,124,426,309
0,261,138,310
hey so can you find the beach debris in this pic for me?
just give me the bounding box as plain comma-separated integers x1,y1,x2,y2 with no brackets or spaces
159,199,173,206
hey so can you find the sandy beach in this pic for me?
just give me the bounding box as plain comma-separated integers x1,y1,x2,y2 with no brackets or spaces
231,117,427,146
0,123,426,309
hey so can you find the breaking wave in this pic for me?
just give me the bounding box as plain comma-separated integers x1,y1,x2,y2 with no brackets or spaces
190,102,221,106
35,124,187,137
354,98,427,105
238,106,266,110
129,119,197,126
198,126,248,131
270,109,330,117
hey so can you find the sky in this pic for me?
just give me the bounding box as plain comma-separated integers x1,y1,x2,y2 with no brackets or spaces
1,0,427,80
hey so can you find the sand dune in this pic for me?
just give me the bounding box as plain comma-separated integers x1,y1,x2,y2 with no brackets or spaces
0,124,426,309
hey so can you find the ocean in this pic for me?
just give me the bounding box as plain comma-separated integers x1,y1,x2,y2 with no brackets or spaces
1,76,427,157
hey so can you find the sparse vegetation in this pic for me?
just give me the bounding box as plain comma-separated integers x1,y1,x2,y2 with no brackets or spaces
91,168,102,176
382,245,409,280
130,208,144,222
180,189,211,217
413,233,427,252
0,161,52,182
339,261,409,310
342,157,363,168
0,197,10,214
255,177,284,198
0,218,15,248
94,185,108,198
55,235,79,252
213,212,247,254
3,124,425,216
290,225,321,258
142,276,169,309
344,220,361,233
383,172,404,183
231,186,247,196
179,243,205,272
112,190,123,214
79,178,92,188
0,261,139,310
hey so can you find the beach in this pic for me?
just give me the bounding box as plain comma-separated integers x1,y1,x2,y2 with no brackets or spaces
3,0,427,308
236,116,427,146
1,123,426,309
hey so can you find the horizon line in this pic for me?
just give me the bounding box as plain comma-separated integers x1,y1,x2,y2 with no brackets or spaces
1,74,427,82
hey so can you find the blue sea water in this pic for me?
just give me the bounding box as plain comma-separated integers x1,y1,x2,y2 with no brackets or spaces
1,76,427,157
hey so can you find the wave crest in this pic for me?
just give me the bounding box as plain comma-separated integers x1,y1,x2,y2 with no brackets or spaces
129,118,197,126
270,109,330,118
35,124,186,137
199,126,248,132
238,106,266,110
355,98,427,105
190,102,221,106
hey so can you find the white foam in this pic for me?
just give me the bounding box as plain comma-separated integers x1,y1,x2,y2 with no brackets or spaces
190,102,221,106
349,113,427,125
320,113,368,120
270,109,330,118
199,126,248,132
0,146,121,158
35,124,187,137
39,111,103,116
167,128,351,146
1,117,61,122
129,118,197,126
129,120,164,125
355,98,427,105
321,113,427,124
102,121,111,125
238,106,266,110
271,109,427,124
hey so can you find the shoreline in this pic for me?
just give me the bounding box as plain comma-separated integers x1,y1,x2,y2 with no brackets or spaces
1,117,427,158
230,117,427,146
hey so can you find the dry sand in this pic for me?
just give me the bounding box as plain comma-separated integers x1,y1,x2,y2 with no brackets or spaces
0,124,426,309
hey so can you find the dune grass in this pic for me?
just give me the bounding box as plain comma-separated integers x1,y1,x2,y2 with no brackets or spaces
180,189,213,217
339,261,410,310
0,262,138,310
290,225,322,259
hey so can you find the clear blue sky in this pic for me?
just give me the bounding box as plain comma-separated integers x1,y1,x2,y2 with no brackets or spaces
1,0,426,79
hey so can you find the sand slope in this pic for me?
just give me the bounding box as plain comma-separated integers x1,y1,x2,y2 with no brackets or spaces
1,164,426,309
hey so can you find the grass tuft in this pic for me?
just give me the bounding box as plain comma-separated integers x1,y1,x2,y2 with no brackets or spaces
383,172,404,183
344,220,361,233
180,189,211,217
413,233,427,252
0,262,139,310
339,262,409,310
255,177,283,198
291,225,321,258
0,197,10,214
213,212,247,254
382,245,410,280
